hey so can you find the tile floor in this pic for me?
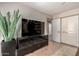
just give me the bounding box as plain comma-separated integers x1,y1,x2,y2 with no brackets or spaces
26,40,78,56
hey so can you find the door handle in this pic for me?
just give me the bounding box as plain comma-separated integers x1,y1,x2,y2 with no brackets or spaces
62,31,67,33
57,31,67,33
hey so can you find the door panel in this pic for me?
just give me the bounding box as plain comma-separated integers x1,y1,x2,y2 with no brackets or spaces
61,16,78,47
52,19,60,42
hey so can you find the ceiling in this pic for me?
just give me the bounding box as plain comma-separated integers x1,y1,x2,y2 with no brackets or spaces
22,2,79,16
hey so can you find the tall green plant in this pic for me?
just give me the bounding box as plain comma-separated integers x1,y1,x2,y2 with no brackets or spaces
0,10,21,42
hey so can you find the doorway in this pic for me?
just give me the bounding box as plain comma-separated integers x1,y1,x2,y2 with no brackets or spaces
47,21,52,41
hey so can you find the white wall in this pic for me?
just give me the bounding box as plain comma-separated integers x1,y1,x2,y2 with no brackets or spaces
0,2,50,42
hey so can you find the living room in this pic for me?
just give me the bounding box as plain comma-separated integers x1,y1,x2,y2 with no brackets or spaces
0,2,79,56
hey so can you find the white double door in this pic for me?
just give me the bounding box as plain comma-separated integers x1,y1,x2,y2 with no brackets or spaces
61,15,78,47
53,15,79,47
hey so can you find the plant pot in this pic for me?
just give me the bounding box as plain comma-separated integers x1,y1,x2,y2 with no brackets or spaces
1,39,16,56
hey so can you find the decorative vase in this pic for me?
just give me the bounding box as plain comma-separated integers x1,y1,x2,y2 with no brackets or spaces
1,39,16,56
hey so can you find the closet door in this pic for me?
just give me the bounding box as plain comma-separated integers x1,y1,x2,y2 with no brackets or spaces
52,19,60,42
61,15,78,47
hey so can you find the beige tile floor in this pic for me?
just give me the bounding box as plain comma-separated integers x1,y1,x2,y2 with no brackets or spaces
54,44,78,56
26,40,78,56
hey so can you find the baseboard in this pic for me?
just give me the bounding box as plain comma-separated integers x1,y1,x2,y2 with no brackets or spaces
61,42,78,48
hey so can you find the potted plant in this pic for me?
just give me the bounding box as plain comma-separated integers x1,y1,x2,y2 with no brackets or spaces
0,10,21,56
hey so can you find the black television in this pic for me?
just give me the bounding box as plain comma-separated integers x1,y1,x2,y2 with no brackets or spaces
22,18,44,37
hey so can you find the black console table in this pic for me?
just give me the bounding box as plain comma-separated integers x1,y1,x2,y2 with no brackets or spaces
17,35,48,56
